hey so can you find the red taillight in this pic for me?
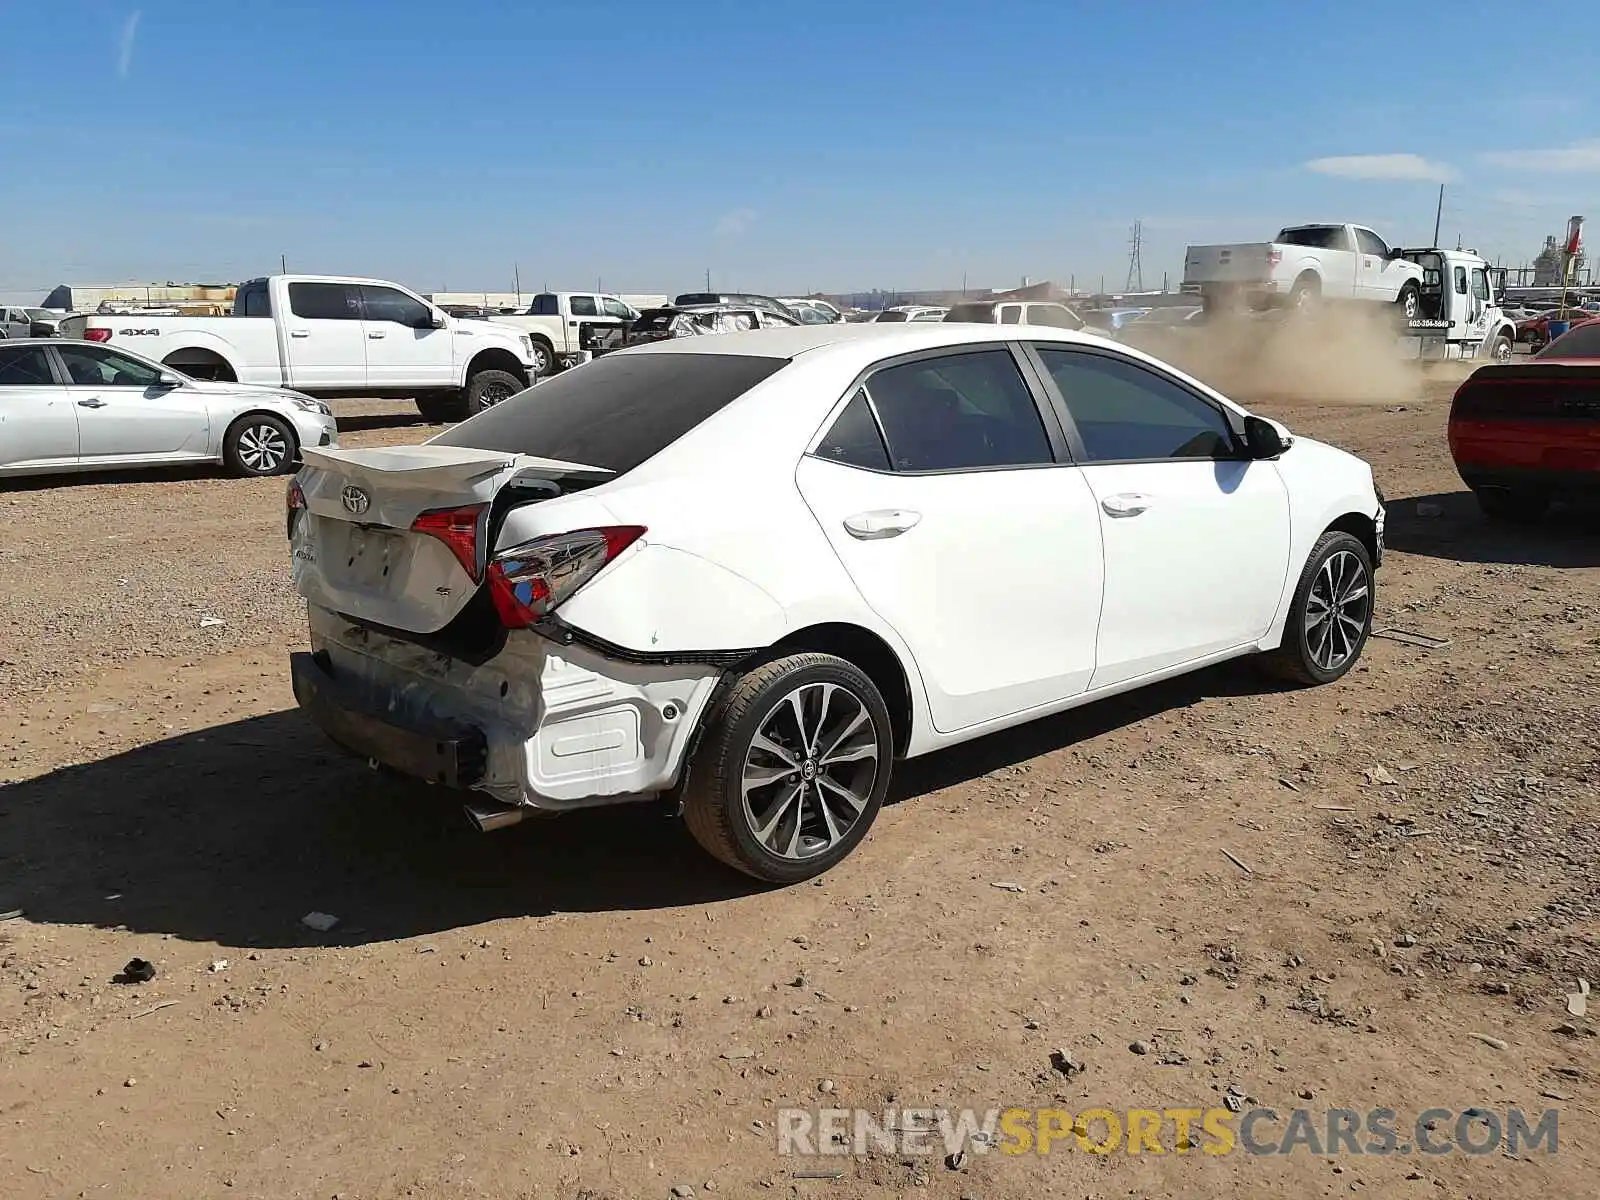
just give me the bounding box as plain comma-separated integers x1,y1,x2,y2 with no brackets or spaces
487,526,646,629
84,327,113,343
1267,248,1283,268
287,480,306,510
412,504,488,582
286,479,306,539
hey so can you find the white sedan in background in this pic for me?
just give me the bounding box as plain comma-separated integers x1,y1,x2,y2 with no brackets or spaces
287,323,1383,883
0,339,338,479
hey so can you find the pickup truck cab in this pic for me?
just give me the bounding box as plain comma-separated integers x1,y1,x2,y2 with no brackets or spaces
487,293,639,375
1184,224,1424,316
59,275,537,422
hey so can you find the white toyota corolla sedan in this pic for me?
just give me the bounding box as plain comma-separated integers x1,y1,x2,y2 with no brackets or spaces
0,339,337,479
287,323,1384,882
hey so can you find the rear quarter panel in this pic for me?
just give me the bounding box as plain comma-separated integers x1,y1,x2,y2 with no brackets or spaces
84,317,284,385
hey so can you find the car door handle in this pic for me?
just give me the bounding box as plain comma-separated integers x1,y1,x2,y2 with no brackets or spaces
1101,492,1150,518
368,331,386,339
289,330,310,338
76,398,106,408
843,509,921,540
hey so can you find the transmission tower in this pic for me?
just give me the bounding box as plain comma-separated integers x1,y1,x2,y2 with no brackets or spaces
1125,220,1145,293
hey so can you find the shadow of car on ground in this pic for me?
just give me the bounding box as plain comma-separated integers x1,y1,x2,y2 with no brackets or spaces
1383,491,1600,569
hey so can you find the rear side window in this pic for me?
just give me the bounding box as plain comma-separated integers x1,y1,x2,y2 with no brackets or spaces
0,345,55,386
944,304,995,323
865,349,1053,472
288,282,361,320
815,391,890,471
433,352,788,475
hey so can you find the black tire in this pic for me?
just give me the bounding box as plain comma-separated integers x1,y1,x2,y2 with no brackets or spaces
1261,530,1374,686
464,369,525,416
1396,282,1421,320
223,413,298,477
681,653,894,884
527,340,556,377
1288,275,1320,314
415,393,467,424
1474,486,1549,524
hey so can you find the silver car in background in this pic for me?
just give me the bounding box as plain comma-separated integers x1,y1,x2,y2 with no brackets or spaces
0,339,338,479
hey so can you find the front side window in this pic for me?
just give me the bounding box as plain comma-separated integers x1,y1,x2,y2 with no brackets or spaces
602,298,633,319
360,285,431,326
864,349,1053,472
1470,269,1489,302
1035,348,1238,462
55,345,166,388
288,282,361,321
1027,304,1083,329
1354,228,1389,258
569,295,599,317
1454,267,1468,295
0,345,57,386
999,305,1022,325
814,390,890,471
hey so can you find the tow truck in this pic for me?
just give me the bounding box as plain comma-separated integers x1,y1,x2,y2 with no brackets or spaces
1396,247,1518,362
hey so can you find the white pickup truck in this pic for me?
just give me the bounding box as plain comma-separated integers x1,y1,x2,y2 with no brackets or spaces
486,292,640,374
59,275,539,422
1183,224,1425,316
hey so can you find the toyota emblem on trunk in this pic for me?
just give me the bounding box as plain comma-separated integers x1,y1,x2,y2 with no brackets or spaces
340,486,371,515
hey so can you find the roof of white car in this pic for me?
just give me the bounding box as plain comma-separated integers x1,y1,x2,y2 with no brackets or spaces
623,320,1112,361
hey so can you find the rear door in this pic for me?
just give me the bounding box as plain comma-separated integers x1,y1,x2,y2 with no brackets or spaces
794,345,1104,734
52,343,211,460
1028,344,1290,688
358,284,455,389
283,282,367,389
0,343,78,470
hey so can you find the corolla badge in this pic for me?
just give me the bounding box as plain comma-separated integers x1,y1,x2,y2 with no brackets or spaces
340,485,371,515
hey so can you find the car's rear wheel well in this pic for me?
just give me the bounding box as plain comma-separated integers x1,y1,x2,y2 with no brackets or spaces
765,623,913,756
1324,511,1377,563
163,347,237,382
466,348,529,387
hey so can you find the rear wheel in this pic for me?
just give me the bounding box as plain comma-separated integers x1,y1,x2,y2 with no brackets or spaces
527,340,555,377
1474,486,1549,524
223,413,297,477
1288,275,1321,315
681,653,894,884
1261,531,1374,686
465,369,524,416
1396,282,1421,320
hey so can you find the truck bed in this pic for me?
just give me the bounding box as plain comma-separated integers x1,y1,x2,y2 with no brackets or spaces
57,314,284,386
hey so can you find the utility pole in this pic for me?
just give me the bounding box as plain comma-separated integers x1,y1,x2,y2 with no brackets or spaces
705,267,711,291
1432,184,1444,248
280,253,287,273
514,263,521,304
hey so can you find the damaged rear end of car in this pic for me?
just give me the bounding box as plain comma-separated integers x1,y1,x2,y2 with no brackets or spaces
285,351,789,831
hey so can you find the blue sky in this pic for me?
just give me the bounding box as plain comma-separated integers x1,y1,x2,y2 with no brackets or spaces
2,1,1596,300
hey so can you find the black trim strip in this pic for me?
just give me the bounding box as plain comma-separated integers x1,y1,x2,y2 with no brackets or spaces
534,614,756,669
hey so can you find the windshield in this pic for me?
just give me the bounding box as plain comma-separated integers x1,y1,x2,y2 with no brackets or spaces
1536,322,1600,359
431,350,788,475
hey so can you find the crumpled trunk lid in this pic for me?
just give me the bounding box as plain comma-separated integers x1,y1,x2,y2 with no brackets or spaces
291,444,611,635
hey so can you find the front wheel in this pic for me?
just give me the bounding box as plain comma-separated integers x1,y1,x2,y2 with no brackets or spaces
1396,283,1421,320
464,369,525,416
681,653,894,884
223,413,297,477
1491,334,1514,363
527,341,555,377
1261,531,1374,686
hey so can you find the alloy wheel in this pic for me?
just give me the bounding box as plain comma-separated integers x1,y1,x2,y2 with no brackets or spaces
740,681,880,861
1304,549,1370,672
237,423,289,473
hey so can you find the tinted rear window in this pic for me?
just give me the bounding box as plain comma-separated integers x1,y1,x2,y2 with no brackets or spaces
1536,322,1600,359
432,351,787,474
1277,226,1348,250
674,293,719,307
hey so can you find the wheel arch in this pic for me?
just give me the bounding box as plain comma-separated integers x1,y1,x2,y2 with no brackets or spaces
761,622,915,757
163,345,239,382
1324,510,1378,566
464,347,529,387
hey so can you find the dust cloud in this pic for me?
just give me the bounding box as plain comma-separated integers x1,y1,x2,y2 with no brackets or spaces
1125,305,1459,406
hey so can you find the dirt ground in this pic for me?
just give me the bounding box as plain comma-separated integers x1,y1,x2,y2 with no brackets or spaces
2,377,1596,1200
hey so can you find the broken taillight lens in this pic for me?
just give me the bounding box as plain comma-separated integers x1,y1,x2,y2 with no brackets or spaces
83,327,113,343
286,479,306,539
412,504,489,582
487,526,646,629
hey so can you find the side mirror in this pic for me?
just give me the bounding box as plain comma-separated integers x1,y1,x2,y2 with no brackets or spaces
1244,414,1291,459
425,309,446,329
157,372,185,389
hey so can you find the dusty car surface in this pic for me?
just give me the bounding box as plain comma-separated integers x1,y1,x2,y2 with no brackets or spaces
286,323,1384,882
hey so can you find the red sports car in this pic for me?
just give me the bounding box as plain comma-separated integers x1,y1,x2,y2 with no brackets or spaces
1448,321,1600,521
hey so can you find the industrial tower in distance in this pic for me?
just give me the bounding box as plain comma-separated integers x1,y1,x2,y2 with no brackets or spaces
1125,220,1144,293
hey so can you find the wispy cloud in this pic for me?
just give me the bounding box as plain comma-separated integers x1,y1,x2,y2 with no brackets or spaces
1480,140,1600,173
1305,153,1457,183
714,208,756,238
117,11,141,80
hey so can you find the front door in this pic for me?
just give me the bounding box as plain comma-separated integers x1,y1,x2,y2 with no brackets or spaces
52,344,211,460
794,346,1104,734
358,284,455,389
282,281,367,390
0,344,78,470
1029,344,1291,689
